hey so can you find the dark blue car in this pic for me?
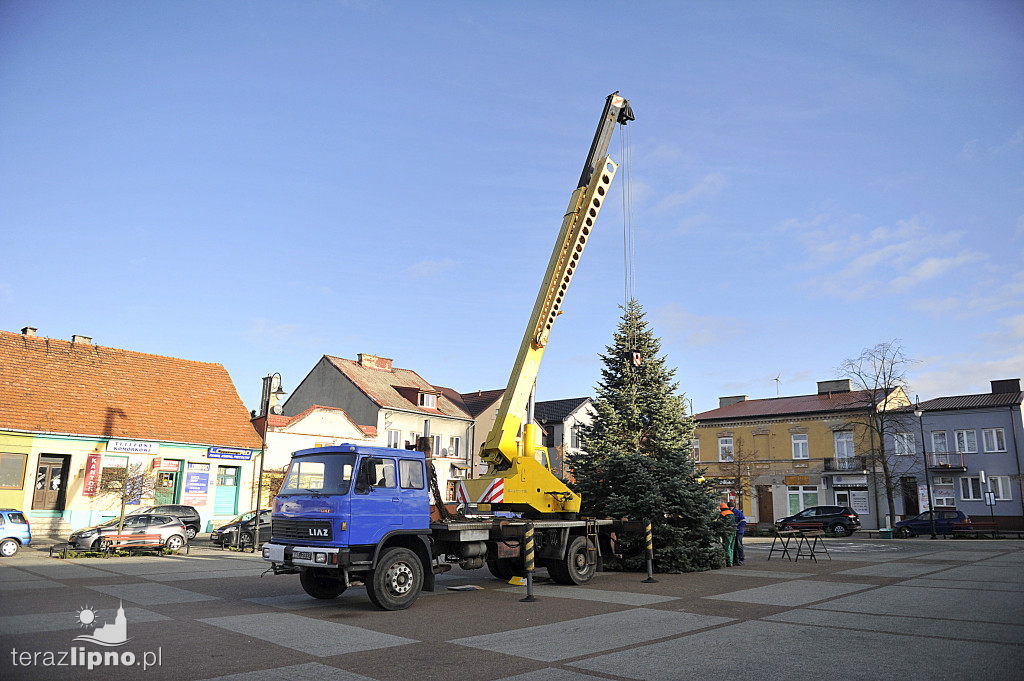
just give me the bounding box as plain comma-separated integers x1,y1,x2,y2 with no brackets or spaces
895,509,969,537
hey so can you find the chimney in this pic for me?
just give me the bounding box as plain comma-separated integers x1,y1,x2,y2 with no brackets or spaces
817,379,852,394
991,378,1022,394
357,353,393,372
71,335,92,344
21,326,37,337
719,395,748,408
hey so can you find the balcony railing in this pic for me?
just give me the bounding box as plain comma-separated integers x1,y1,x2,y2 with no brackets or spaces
928,451,966,470
823,456,868,472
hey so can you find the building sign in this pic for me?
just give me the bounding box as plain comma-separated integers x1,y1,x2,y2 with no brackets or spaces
106,440,159,455
152,458,181,472
850,490,870,515
785,476,810,485
188,462,211,472
185,471,209,495
831,475,867,488
82,453,102,497
714,477,737,487
207,446,256,461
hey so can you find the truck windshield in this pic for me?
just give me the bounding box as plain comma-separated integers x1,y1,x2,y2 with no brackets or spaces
279,454,356,496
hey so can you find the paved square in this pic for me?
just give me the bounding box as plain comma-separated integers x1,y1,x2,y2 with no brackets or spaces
497,584,677,606
0,606,168,635
765,608,1024,644
199,613,417,657
705,579,871,606
836,562,947,578
197,662,378,681
570,619,1023,680
450,608,732,662
810,584,1024,624
89,582,220,605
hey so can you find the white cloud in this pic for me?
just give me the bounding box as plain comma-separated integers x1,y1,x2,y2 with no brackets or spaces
914,271,1024,320
655,303,740,347
406,258,458,278
653,172,726,213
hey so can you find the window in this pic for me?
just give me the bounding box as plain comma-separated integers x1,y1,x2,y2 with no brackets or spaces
834,432,854,458
988,476,1012,501
409,431,421,449
571,425,582,449
0,453,27,489
387,429,401,449
718,437,734,462
368,458,396,488
955,430,977,453
431,435,442,457
792,434,809,460
691,438,701,462
217,466,238,487
959,476,983,501
448,436,461,458
787,485,819,515
983,428,1006,453
931,431,948,453
894,433,915,456
399,459,424,489
418,393,438,409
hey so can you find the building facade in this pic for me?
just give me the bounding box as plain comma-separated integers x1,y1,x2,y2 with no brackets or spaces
0,328,262,537
694,380,908,530
535,397,594,480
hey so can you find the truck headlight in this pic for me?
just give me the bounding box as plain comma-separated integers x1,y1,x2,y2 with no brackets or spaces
262,546,271,558
314,553,327,564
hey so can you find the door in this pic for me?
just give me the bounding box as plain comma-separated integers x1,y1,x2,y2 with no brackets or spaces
835,491,851,507
349,456,400,545
901,476,920,517
32,456,68,510
155,469,180,505
756,485,773,526
214,466,240,516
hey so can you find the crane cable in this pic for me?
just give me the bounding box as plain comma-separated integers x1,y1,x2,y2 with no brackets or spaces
620,121,640,369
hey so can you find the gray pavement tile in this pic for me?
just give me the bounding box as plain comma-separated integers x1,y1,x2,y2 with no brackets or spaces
835,562,948,578
196,662,378,681
810,584,1024,625
0,578,63,591
897,577,1024,592
199,612,417,657
917,564,1024,585
88,582,220,605
18,562,119,579
450,608,733,662
147,567,268,582
765,608,1024,644
0,566,39,581
713,569,812,579
0,606,168,635
907,550,1002,562
570,619,1024,681
496,584,677,606
705,579,872,606
246,594,346,610
495,670,609,681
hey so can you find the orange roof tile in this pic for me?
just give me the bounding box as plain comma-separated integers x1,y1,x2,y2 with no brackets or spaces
0,330,261,449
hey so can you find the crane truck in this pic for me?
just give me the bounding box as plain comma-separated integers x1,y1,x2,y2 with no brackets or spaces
262,92,642,610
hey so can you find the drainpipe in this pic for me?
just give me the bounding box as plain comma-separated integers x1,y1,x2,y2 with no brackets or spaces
1011,403,1024,530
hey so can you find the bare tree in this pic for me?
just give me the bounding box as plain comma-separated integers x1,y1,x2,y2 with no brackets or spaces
95,463,159,534
838,340,916,527
718,436,760,510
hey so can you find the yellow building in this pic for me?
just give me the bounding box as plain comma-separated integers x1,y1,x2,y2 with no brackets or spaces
694,379,908,531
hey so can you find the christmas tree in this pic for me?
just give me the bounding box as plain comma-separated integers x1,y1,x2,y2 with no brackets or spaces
567,299,722,572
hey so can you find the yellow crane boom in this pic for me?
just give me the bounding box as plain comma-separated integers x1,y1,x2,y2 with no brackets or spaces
462,92,633,517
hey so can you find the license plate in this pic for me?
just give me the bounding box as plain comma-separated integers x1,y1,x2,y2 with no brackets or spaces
294,551,312,560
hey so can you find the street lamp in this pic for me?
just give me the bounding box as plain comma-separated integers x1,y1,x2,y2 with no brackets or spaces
254,373,287,552
914,396,938,539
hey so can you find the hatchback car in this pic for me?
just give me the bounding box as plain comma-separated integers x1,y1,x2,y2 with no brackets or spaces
68,514,187,551
895,509,969,537
210,509,271,549
0,509,31,557
776,505,861,536
128,504,201,539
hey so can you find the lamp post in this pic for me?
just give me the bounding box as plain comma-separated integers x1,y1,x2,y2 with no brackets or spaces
255,373,287,552
914,396,937,539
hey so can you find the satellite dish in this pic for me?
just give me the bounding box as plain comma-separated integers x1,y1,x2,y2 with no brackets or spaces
271,405,283,415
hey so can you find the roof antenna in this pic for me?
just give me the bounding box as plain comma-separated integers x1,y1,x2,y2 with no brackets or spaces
773,374,782,398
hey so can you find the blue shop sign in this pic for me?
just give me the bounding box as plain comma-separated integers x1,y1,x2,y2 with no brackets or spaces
185,471,209,494
207,446,256,460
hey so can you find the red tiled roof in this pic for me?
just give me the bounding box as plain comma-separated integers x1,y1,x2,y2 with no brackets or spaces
0,331,261,448
695,389,886,422
324,355,472,420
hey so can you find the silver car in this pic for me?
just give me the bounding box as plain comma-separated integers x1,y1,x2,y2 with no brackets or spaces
68,514,187,551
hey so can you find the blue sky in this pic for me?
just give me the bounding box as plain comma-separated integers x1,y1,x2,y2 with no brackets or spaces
2,1,1022,415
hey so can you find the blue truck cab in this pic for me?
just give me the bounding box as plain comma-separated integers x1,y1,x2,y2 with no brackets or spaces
262,444,438,610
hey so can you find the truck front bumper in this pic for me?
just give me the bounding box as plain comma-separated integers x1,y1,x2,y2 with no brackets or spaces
262,542,343,568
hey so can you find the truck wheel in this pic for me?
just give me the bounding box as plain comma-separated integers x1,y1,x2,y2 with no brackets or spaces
486,558,523,581
547,535,596,585
300,569,347,599
368,547,423,611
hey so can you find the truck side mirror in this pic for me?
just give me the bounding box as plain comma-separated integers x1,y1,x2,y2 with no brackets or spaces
355,459,375,494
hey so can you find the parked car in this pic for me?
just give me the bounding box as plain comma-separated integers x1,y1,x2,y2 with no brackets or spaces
210,510,272,549
128,504,201,539
68,514,187,551
776,505,861,536
0,509,31,557
895,509,970,537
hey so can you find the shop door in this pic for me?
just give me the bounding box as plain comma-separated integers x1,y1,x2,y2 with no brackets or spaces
32,456,68,510
155,471,180,505
756,485,773,526
901,477,920,516
214,466,240,515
